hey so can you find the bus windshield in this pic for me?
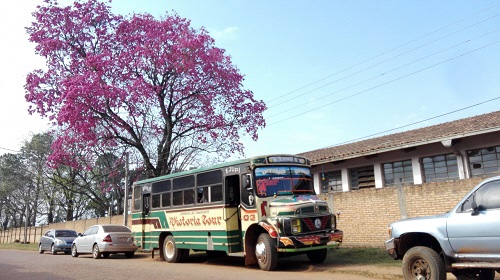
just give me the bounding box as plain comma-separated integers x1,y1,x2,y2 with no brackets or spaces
254,166,314,197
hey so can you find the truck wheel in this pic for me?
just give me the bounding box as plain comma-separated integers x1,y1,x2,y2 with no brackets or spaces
255,233,278,271
453,269,495,280
402,246,446,280
307,248,328,263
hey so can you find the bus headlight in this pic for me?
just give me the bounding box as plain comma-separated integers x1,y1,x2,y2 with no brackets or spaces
331,214,337,230
291,218,301,234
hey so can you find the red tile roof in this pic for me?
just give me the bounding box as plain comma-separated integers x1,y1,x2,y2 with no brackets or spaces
299,110,500,165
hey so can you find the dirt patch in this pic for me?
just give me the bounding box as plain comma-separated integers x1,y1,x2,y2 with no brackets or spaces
315,264,403,280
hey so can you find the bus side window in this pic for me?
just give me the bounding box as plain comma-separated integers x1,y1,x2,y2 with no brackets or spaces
133,186,142,211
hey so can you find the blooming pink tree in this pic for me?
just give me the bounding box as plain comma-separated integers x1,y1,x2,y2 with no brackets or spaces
25,0,266,177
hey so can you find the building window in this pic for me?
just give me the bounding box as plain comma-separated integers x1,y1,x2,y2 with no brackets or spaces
350,166,375,190
383,160,413,187
422,154,459,183
467,145,500,177
321,170,342,193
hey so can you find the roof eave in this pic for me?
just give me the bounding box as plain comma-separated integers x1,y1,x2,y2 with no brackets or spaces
311,126,500,166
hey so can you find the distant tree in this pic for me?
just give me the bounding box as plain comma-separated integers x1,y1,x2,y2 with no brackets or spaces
20,133,53,225
0,153,32,229
25,0,266,178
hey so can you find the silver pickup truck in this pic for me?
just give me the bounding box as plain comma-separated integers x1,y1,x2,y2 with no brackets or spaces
385,176,500,280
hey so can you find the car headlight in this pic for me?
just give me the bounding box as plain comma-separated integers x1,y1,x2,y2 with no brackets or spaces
55,239,67,245
291,218,301,234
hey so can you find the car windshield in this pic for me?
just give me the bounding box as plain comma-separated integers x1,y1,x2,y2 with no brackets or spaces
102,225,131,233
254,166,314,197
55,230,78,237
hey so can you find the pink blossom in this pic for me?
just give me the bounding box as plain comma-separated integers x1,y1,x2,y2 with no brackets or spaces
25,0,266,177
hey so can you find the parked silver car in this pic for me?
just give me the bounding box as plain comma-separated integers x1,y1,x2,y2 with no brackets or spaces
39,229,78,255
71,224,137,259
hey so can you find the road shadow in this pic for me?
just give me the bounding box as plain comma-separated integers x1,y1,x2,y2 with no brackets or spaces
171,251,317,272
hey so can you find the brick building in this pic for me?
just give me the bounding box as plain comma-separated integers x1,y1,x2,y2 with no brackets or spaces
299,110,500,247
300,110,500,194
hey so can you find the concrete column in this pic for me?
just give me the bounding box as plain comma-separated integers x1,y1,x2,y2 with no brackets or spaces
341,168,350,191
374,163,383,188
412,157,422,184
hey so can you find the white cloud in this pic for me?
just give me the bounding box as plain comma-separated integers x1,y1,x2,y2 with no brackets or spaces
208,26,239,41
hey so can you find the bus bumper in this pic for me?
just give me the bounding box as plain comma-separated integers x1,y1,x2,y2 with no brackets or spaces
277,230,343,252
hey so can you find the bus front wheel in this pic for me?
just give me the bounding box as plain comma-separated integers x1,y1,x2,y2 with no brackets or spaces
255,233,278,271
163,235,187,263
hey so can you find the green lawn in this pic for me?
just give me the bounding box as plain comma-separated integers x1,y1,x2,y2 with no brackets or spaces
0,242,38,251
327,247,401,267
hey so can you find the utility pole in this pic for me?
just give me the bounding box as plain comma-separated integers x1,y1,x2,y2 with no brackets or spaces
123,152,129,226
23,185,31,244
23,201,29,244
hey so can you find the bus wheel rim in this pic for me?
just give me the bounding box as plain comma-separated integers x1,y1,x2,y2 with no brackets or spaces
166,240,175,259
256,241,267,264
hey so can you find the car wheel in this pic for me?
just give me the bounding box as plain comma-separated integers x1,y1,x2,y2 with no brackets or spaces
38,244,44,254
163,235,185,263
51,244,57,255
255,233,278,271
125,252,134,258
307,248,328,264
453,268,495,280
92,244,101,259
71,244,79,258
402,246,446,280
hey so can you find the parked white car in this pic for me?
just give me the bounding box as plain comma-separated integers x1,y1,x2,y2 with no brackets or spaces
71,224,137,259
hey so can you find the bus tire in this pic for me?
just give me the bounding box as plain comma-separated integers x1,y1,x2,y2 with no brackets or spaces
307,248,328,263
255,233,278,271
163,235,186,263
180,248,189,262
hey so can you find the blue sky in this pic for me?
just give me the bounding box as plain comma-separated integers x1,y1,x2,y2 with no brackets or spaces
1,0,499,159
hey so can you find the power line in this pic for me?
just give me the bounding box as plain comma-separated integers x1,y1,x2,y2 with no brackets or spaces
267,39,500,126
266,12,500,112
0,146,21,153
265,2,500,106
267,27,500,119
325,96,500,148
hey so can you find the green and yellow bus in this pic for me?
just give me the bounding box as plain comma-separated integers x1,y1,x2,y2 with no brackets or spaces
131,154,343,271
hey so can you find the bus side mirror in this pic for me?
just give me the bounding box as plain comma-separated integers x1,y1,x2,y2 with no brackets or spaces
245,174,253,191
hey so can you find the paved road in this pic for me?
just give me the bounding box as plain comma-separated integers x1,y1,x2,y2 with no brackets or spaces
0,249,397,280
6,249,498,280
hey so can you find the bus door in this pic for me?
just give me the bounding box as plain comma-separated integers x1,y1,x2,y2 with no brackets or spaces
239,174,257,245
225,175,242,252
141,192,151,250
